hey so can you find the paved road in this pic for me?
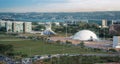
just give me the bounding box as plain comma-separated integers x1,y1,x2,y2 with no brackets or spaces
78,54,120,57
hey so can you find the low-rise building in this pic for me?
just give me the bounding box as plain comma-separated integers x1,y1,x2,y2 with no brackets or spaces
113,36,120,48
65,20,88,25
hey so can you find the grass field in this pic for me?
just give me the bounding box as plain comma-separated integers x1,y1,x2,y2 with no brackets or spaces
0,36,108,56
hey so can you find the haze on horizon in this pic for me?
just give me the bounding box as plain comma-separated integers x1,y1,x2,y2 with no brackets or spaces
0,0,120,12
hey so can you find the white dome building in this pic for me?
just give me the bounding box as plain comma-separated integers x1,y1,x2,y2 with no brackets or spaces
72,30,98,41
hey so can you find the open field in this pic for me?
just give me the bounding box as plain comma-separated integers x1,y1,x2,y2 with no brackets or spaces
0,39,109,57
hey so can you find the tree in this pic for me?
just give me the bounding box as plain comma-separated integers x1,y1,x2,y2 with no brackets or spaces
78,41,85,48
56,40,61,44
0,44,14,55
33,25,45,31
108,49,117,53
65,40,72,44
0,27,6,32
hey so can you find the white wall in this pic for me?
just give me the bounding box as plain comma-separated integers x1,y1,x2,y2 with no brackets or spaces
113,36,120,48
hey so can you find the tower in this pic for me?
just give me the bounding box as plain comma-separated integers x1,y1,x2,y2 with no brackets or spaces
102,19,108,28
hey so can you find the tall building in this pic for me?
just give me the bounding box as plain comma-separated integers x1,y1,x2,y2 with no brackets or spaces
113,36,120,48
6,21,13,32
13,22,24,33
102,20,108,28
23,22,32,33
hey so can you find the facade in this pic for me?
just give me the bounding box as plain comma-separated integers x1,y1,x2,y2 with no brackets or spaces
102,20,108,28
113,36,120,48
23,22,32,33
13,22,24,33
0,20,6,28
0,20,32,33
6,21,13,32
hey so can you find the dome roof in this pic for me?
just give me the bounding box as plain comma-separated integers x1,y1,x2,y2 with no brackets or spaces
72,30,98,41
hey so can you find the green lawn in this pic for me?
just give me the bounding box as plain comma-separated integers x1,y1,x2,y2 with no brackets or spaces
0,39,108,56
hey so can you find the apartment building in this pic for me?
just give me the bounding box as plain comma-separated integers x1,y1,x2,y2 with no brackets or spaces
6,21,13,32
0,20,32,33
23,22,32,33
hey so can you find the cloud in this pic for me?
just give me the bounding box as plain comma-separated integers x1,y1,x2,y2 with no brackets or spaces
0,0,120,12
37,0,120,12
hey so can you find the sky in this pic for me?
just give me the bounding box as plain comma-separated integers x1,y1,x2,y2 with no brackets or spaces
0,0,120,12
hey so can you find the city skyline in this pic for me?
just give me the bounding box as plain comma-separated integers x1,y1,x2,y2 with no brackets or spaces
0,0,120,12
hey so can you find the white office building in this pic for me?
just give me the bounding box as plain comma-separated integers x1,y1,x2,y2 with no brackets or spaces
113,36,120,48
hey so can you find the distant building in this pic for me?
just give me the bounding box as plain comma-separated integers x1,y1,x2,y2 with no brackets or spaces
38,22,45,25
0,20,32,33
65,20,88,25
112,20,120,24
53,22,60,26
65,20,77,25
113,36,120,48
23,22,32,33
6,21,13,32
102,19,108,28
13,22,24,33
0,20,6,28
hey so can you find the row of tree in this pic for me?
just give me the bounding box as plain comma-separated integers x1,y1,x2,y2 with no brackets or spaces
0,44,13,55
52,22,112,38
43,55,120,64
0,44,28,60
